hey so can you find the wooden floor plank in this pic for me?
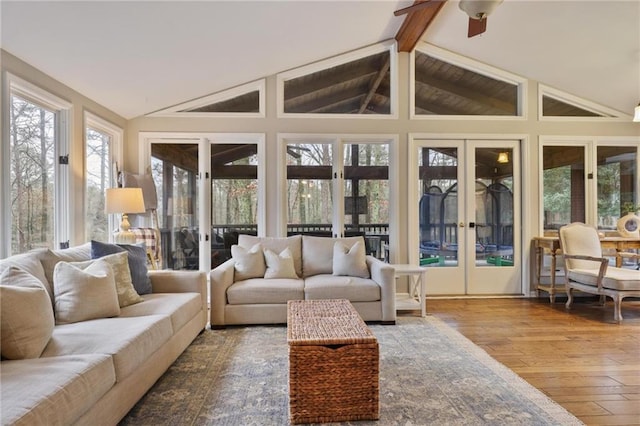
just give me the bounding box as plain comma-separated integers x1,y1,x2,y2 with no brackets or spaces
421,298,640,425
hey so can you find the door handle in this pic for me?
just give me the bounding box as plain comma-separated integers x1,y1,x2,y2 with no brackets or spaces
469,222,475,228
458,222,465,228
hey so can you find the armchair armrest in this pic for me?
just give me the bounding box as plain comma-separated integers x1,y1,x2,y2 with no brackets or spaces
209,258,236,327
366,255,396,323
564,254,609,289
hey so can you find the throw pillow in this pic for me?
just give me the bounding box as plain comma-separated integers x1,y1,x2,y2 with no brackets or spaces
0,267,55,359
53,259,120,325
231,243,265,281
333,241,370,278
91,240,152,295
72,252,143,308
264,247,299,279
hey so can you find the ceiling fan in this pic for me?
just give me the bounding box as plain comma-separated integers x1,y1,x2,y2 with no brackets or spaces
394,0,504,38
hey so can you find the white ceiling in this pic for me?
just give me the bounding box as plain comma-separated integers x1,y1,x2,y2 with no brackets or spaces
2,0,639,120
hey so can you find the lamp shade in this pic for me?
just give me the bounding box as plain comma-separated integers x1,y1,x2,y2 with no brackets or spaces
105,188,146,214
497,152,509,164
633,103,640,122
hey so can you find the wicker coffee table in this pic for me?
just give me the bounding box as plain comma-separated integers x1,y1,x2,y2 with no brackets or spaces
287,299,379,424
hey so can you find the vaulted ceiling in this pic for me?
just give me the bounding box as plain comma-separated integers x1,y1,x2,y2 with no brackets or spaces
1,1,638,120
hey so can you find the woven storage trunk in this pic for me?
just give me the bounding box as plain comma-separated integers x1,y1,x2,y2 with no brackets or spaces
287,299,379,424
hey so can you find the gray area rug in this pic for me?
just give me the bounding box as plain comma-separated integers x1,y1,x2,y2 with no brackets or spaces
121,317,582,425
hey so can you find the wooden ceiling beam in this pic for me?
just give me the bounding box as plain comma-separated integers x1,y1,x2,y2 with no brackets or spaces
358,56,390,114
395,0,447,52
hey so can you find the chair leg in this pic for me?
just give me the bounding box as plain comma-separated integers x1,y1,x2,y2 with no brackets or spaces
565,286,574,310
613,294,623,323
598,295,606,306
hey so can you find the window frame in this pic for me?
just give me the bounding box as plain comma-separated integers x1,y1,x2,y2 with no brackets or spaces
410,43,528,121
538,84,630,122
276,40,399,119
538,136,640,233
2,72,72,257
84,111,123,242
277,133,399,260
147,80,266,118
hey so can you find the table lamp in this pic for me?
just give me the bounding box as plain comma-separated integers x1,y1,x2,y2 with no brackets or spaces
105,188,146,244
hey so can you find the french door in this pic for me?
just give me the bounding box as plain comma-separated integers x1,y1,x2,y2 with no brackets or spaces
410,139,522,295
144,133,265,271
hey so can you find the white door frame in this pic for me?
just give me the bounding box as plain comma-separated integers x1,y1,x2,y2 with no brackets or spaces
409,133,530,296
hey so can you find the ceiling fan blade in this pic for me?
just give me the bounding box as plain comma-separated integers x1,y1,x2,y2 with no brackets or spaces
467,17,487,37
394,0,438,17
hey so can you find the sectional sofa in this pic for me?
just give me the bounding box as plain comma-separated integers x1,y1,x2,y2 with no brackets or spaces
0,242,207,425
210,235,396,327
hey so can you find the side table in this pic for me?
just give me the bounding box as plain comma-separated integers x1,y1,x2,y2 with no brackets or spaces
391,264,427,317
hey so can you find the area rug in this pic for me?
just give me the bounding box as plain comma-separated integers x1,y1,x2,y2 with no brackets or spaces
121,317,582,425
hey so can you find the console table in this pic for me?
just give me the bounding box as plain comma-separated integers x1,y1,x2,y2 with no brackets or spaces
533,236,640,303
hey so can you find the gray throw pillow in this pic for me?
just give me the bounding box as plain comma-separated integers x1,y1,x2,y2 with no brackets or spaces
91,240,152,295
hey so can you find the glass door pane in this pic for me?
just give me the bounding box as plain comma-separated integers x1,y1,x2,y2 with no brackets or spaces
542,146,586,235
415,142,466,295
286,143,333,236
418,147,459,267
211,143,259,267
467,142,521,295
343,143,389,259
151,143,200,270
9,95,56,253
473,148,514,268
597,146,637,231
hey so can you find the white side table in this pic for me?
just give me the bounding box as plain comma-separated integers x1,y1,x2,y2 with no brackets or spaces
391,264,427,317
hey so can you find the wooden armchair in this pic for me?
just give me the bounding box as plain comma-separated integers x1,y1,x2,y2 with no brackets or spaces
559,222,640,322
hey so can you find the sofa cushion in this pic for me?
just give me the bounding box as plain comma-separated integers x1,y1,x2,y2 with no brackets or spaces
304,274,381,302
53,260,121,325
119,293,202,333
0,249,50,299
231,243,265,280
41,315,173,381
568,268,640,291
264,247,298,279
333,240,369,278
0,267,55,359
72,252,143,308
91,240,152,295
239,234,303,278
302,236,363,278
0,354,115,426
227,278,304,304
39,244,92,289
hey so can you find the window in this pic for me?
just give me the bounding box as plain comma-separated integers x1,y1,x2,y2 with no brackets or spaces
84,113,122,243
281,135,394,259
412,44,525,118
148,80,265,118
277,41,398,118
3,74,71,256
540,139,639,234
538,85,626,121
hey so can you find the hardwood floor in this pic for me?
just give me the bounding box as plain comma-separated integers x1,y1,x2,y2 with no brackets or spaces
417,297,640,425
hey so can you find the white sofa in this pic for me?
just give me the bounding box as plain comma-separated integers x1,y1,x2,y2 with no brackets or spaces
210,235,396,327
0,243,207,426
